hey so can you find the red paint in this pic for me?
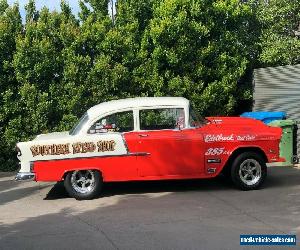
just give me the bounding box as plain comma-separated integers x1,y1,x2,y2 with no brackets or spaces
34,117,283,182
125,130,204,177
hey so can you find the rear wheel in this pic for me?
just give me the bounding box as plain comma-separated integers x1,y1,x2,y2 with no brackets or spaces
64,170,103,200
231,152,267,190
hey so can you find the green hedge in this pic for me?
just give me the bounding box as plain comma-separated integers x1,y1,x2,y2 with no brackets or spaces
0,0,299,171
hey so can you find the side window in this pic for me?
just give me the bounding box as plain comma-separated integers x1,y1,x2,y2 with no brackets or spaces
88,111,134,134
140,108,185,130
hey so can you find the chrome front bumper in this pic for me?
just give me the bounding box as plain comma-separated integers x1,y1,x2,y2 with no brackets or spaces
15,172,35,181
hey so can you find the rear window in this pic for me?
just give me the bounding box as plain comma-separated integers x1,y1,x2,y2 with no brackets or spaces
140,108,185,130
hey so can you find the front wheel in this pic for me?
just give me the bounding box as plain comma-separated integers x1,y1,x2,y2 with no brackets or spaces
231,152,267,190
64,170,103,200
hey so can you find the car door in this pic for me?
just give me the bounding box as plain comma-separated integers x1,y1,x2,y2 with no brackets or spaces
87,110,138,180
132,107,205,177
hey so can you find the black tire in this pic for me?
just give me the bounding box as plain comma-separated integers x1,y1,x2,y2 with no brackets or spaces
64,170,103,200
231,152,267,191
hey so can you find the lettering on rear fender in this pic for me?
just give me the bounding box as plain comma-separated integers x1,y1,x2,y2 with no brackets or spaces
204,134,256,143
205,148,231,156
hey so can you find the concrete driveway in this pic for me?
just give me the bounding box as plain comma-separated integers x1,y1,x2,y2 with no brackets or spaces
0,166,300,250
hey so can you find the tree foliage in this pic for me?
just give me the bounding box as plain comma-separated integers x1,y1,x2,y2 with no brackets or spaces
0,0,298,171
257,0,300,66
136,0,259,115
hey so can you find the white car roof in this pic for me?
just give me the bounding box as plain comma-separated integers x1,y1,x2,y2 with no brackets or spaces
87,97,189,118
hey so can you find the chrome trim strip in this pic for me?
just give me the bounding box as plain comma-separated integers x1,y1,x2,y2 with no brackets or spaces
15,172,35,181
129,152,150,156
33,152,151,163
207,168,216,173
207,159,221,163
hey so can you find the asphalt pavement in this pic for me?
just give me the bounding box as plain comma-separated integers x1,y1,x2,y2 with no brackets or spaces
0,166,300,250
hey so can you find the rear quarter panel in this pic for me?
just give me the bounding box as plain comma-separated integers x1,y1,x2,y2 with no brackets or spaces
201,118,282,176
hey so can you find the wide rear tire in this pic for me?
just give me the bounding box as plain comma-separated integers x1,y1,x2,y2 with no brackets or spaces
64,170,103,200
231,152,267,190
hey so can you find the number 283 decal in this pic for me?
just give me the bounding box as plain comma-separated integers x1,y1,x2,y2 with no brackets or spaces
205,148,230,156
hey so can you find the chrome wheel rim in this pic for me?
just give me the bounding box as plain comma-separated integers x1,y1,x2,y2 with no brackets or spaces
71,170,95,194
239,159,262,186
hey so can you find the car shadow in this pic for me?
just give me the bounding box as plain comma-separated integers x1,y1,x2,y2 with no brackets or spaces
44,181,69,200
43,166,300,200
44,175,234,200
101,176,234,197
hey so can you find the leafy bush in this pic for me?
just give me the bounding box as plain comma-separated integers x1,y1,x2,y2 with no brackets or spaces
0,0,297,171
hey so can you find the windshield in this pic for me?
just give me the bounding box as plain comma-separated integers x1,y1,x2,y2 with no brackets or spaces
69,112,89,135
189,106,208,128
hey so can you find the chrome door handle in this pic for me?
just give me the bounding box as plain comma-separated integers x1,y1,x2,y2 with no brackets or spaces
138,134,149,137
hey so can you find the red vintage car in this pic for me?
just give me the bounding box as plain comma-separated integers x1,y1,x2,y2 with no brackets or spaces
15,97,284,199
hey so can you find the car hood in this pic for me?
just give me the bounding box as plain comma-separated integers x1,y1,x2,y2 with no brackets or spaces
205,116,282,140
33,131,70,141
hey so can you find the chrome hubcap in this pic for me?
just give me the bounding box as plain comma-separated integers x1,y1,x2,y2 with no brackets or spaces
239,159,262,186
71,170,95,194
